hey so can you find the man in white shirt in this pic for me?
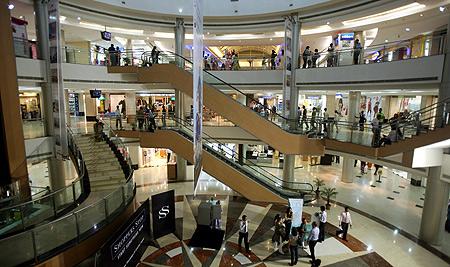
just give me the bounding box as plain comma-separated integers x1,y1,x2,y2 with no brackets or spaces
238,215,250,253
339,207,352,241
308,221,320,264
318,206,327,242
115,105,123,130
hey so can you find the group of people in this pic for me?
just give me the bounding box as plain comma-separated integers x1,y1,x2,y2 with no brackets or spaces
266,206,353,266
136,102,175,131
298,106,343,135
301,39,363,68
107,44,122,66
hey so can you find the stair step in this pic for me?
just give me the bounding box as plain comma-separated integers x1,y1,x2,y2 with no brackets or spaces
86,164,122,172
90,179,124,187
89,173,124,181
90,184,122,192
84,157,118,164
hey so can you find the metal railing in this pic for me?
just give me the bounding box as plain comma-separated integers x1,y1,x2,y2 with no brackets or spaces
0,127,89,238
0,124,135,266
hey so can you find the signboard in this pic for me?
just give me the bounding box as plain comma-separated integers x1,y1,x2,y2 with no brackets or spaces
151,190,176,239
48,0,67,157
289,198,304,227
99,199,151,267
101,31,112,41
340,32,354,41
193,0,204,191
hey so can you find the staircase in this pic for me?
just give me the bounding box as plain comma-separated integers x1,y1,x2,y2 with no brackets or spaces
75,135,125,191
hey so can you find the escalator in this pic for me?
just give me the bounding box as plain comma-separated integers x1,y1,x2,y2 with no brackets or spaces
108,51,450,158
116,117,314,204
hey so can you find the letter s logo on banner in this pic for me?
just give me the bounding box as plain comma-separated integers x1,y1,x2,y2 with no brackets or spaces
158,205,170,219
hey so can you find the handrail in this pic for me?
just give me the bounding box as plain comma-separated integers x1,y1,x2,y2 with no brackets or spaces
128,114,313,196
0,125,136,266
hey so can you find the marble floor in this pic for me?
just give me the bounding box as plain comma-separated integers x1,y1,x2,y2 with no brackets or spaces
132,165,449,266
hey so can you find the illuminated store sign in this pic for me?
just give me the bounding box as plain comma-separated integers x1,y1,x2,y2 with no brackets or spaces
340,33,354,41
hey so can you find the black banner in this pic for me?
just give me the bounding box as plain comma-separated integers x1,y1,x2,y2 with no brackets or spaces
98,199,150,267
151,190,176,239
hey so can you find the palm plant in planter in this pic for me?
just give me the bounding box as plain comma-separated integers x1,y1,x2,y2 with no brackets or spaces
321,187,338,210
313,178,325,199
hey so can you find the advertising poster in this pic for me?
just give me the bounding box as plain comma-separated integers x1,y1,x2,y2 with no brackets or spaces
289,198,304,227
99,199,151,267
48,0,67,157
151,190,176,239
193,0,203,190
282,18,293,119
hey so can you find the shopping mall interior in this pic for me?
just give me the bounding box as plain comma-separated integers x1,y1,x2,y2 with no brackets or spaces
1,0,450,266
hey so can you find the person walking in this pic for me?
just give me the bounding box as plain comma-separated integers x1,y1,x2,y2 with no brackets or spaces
327,43,335,67
311,107,317,130
115,46,121,66
323,108,330,135
114,105,123,130
137,106,145,130
333,110,341,133
270,50,277,70
339,207,352,241
298,217,307,249
271,105,277,121
238,215,251,253
353,39,362,65
358,111,366,131
108,44,116,66
151,46,158,64
318,206,327,242
272,214,285,254
312,49,320,68
289,228,299,266
161,104,167,127
302,46,312,68
301,105,309,130
372,113,382,147
147,108,157,132
284,207,293,241
308,221,320,264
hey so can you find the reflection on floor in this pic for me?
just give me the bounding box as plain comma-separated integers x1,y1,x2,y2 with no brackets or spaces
135,192,448,267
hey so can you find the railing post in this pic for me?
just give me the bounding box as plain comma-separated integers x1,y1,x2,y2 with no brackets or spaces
72,182,76,203
74,212,81,242
52,194,57,217
31,230,38,263
104,198,109,221
19,205,26,231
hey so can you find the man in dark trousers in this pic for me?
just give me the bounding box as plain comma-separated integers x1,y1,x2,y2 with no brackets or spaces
238,215,250,253
309,221,320,265
318,206,327,242
339,207,352,241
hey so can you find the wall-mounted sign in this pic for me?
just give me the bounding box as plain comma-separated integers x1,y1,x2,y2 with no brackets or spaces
151,190,176,239
98,199,151,267
340,32,354,41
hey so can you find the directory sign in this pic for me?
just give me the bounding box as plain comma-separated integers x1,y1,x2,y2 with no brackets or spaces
99,199,151,267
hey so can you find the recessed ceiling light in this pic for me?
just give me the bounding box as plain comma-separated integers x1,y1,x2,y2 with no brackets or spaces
7,3,14,10
77,16,81,21
178,8,183,13
419,13,423,17
439,6,446,12
270,38,273,41
385,39,389,42
31,38,36,41
207,32,210,34
146,37,149,40
405,27,410,32
326,21,330,25
19,16,24,19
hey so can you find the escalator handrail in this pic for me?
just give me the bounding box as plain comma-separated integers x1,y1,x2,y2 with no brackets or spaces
153,115,314,194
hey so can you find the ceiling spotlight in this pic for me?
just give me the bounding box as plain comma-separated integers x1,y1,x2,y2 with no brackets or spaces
207,32,210,34
178,8,183,13
439,6,446,12
7,3,14,10
385,39,389,43
19,16,24,19
405,27,410,32
146,37,149,40
77,16,81,21
419,13,423,17
326,21,330,25
270,38,273,41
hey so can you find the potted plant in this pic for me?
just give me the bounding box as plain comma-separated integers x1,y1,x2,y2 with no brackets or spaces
321,187,338,210
313,178,325,199
123,57,131,66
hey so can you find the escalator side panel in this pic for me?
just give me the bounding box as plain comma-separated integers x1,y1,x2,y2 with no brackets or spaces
135,64,324,155
118,130,287,204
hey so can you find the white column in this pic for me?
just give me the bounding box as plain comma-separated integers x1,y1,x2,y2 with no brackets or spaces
419,166,450,245
341,157,354,183
348,91,361,124
125,92,136,124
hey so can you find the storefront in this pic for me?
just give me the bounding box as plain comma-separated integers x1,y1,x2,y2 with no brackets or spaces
140,148,175,168
19,92,41,120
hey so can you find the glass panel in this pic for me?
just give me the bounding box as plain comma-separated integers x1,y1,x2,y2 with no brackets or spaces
22,200,53,229
124,179,134,201
74,181,82,200
0,207,24,236
105,190,123,215
54,186,74,211
34,215,77,255
76,201,106,234
0,231,34,266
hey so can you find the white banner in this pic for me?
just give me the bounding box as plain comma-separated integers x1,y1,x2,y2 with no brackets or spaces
193,0,203,191
289,198,304,227
282,18,293,119
48,0,67,158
